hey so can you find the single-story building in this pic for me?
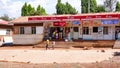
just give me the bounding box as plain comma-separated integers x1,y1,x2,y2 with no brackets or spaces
11,13,120,45
0,19,13,46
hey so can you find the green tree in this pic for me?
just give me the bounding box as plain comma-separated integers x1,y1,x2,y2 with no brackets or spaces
21,2,28,16
36,5,46,15
56,0,64,14
81,0,87,13
56,0,77,14
21,3,46,16
65,2,77,14
81,0,97,13
27,4,33,16
29,7,36,16
96,5,105,12
116,1,120,11
0,14,14,21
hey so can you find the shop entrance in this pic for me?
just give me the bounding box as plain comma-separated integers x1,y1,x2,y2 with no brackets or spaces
115,26,120,40
49,27,64,40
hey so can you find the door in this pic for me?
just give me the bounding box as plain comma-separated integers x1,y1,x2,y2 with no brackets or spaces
73,27,79,39
115,26,120,40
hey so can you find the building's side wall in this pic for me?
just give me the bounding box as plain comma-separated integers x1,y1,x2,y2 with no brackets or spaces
13,23,44,45
13,34,43,45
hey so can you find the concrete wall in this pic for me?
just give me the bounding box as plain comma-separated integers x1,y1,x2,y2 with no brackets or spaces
13,34,43,45
82,26,115,40
0,29,6,35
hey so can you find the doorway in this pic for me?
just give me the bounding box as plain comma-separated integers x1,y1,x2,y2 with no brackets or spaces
115,26,120,40
49,27,64,40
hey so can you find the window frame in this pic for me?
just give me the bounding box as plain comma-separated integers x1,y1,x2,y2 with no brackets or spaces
31,27,36,34
103,26,108,35
19,27,24,34
93,27,98,33
73,27,79,32
83,27,89,35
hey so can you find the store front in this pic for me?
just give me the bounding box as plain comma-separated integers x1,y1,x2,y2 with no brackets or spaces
47,21,80,41
82,19,119,40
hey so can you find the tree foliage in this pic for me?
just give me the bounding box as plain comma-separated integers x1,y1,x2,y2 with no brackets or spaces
21,2,47,16
21,2,28,16
0,14,14,21
36,5,46,15
104,0,117,12
81,0,97,13
116,1,120,11
56,0,77,14
96,5,105,12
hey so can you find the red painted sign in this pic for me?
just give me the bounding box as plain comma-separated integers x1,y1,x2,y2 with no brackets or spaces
53,21,66,26
28,13,120,21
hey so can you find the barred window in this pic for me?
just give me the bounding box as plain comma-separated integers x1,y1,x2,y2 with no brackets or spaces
93,27,98,33
31,27,36,34
83,27,89,35
103,26,108,34
73,27,78,32
20,27,24,34
6,29,10,35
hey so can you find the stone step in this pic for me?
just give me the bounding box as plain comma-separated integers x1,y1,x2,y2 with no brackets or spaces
113,40,120,49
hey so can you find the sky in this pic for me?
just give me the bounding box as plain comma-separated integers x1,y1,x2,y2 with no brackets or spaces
0,0,119,18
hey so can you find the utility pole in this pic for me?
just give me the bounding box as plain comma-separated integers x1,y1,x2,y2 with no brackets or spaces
88,0,90,13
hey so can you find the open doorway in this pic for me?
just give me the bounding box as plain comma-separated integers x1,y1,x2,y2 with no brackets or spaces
49,27,64,40
115,26,120,40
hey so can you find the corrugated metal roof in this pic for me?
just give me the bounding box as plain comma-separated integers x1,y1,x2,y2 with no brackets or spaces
0,19,8,25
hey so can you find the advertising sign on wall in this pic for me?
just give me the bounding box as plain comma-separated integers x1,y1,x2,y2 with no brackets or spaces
101,20,119,24
53,21,66,26
72,21,80,25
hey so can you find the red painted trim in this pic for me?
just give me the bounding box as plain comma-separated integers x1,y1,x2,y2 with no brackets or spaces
28,13,120,21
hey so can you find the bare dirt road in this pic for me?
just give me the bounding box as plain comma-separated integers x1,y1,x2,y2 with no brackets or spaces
0,46,120,68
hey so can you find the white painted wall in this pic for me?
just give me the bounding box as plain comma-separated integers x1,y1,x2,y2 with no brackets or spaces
25,27,31,34
83,35,92,40
36,27,43,34
82,26,115,40
13,34,43,45
73,32,79,39
103,26,114,40
0,29,6,35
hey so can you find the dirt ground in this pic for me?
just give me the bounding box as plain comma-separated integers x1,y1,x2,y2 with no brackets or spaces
0,46,120,68
0,57,120,68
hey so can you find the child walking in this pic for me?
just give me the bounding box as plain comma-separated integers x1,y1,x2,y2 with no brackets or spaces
52,41,55,50
46,39,50,50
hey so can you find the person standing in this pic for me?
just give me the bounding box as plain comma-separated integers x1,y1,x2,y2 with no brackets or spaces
46,39,50,50
52,41,55,50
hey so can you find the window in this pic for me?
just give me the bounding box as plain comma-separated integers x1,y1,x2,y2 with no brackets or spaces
73,27,78,32
31,27,36,34
93,27,98,33
6,29,10,35
103,26,108,34
83,27,89,35
20,27,24,34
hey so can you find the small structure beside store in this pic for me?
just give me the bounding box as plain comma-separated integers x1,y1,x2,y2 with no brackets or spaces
12,17,44,45
0,19,13,46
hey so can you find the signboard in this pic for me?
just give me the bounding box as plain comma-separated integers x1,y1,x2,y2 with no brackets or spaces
53,21,66,26
28,14,119,21
72,21,80,25
101,20,119,24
